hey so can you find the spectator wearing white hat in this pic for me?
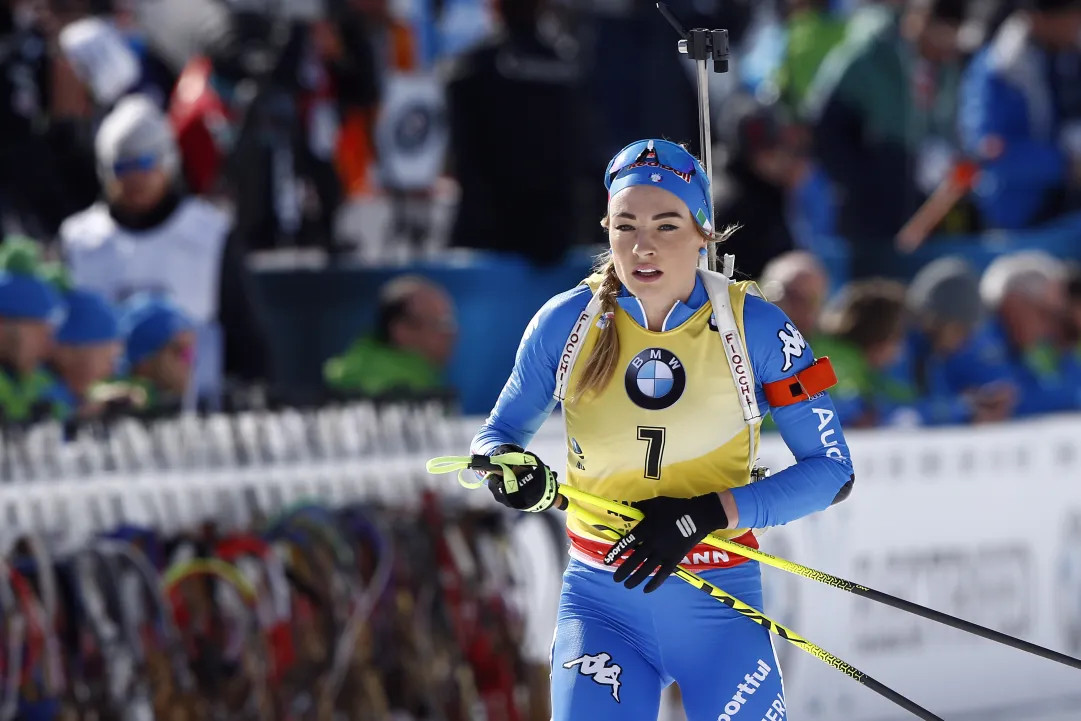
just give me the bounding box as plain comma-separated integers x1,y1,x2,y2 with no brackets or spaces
974,250,1081,416
59,94,274,408
902,256,1016,424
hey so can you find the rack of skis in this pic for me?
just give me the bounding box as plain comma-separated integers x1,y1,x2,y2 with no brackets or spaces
0,399,568,721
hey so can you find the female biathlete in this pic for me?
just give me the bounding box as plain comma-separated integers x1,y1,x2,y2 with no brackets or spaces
471,139,855,721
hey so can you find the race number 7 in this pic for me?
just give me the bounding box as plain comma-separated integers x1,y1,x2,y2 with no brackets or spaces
636,426,666,480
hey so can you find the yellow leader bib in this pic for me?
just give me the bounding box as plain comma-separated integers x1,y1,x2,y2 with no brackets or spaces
562,278,761,551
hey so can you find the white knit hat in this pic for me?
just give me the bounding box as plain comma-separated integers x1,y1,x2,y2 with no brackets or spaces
95,94,180,184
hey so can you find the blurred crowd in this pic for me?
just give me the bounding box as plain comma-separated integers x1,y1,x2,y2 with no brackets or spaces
760,248,1081,428
2,0,1081,429
0,224,458,424
718,0,1081,278
0,235,202,424
14,0,1081,264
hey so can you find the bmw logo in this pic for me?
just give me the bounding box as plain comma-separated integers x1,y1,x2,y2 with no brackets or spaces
625,348,687,410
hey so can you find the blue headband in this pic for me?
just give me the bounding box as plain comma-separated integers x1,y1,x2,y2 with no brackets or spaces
605,139,713,233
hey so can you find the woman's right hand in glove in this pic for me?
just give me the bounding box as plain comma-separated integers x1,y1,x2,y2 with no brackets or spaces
482,444,560,513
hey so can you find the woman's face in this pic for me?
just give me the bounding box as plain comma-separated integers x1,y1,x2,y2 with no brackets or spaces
608,185,705,304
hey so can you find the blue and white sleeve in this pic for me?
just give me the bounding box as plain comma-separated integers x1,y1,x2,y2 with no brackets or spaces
728,295,855,529
471,285,592,456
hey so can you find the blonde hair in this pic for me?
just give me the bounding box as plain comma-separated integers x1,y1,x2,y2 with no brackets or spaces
571,216,736,403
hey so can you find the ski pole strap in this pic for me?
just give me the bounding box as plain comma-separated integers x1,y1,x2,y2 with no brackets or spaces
425,452,541,494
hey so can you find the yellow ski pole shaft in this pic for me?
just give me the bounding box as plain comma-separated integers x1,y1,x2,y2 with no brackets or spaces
559,484,1081,671
561,497,942,721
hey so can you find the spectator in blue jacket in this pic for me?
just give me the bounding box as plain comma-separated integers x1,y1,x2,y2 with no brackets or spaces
976,250,1080,416
118,294,196,411
959,0,1081,229
1067,263,1081,349
48,287,122,420
1062,263,1081,386
899,256,1016,424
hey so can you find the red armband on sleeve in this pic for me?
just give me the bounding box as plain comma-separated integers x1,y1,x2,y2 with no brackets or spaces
762,357,838,408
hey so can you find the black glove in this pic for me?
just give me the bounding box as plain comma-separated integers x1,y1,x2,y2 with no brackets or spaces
603,493,728,593
482,444,560,513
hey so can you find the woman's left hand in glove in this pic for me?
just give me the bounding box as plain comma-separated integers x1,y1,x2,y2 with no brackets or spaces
603,493,730,593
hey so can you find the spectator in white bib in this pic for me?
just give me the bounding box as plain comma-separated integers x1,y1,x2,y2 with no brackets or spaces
59,94,275,408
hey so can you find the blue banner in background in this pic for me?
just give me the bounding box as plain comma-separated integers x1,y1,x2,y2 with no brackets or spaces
255,213,1081,415
258,248,598,414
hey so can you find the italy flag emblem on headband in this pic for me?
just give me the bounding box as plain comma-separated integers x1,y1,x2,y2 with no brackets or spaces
696,208,713,234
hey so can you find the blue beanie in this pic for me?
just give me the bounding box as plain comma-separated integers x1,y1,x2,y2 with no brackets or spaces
605,139,714,233
118,294,194,367
0,271,66,326
56,288,120,346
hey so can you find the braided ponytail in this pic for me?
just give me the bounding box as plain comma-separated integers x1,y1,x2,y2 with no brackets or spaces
572,255,622,403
